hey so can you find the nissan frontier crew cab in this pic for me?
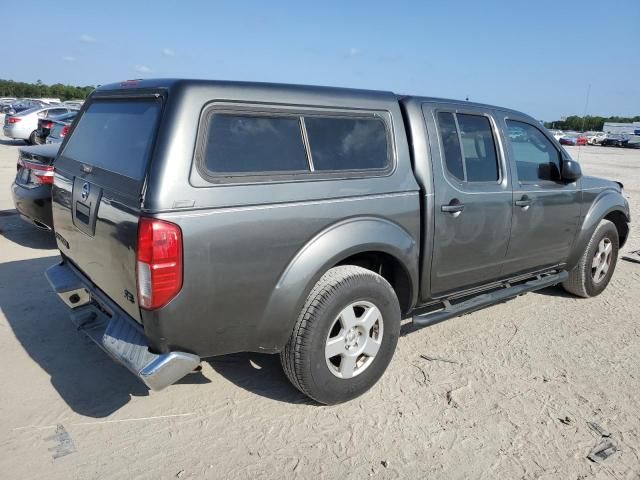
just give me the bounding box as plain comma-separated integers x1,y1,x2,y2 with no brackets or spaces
46,79,630,404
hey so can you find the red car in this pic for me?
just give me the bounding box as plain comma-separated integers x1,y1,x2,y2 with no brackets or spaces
559,134,588,146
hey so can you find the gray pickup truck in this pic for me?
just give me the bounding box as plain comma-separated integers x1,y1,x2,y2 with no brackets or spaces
46,79,630,404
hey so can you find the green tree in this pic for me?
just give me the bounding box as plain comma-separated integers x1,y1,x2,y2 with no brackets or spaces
0,78,95,101
544,115,638,132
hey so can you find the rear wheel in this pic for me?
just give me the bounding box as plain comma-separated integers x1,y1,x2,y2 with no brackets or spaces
281,265,400,404
28,130,40,145
562,219,618,297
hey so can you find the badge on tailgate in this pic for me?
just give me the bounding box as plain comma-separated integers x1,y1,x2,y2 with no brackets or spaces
72,177,102,236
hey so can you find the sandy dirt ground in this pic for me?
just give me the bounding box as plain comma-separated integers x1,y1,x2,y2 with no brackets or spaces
0,126,638,479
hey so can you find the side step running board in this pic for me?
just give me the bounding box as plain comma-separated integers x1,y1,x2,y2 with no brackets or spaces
412,270,568,328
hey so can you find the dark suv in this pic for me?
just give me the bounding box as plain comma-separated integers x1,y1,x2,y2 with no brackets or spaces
46,79,630,404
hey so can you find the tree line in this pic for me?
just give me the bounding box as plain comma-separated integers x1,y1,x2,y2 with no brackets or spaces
544,115,640,132
0,79,94,101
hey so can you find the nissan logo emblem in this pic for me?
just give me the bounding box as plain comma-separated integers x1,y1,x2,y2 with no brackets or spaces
81,182,90,201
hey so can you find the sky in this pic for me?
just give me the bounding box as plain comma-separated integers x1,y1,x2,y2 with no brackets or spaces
3,0,639,120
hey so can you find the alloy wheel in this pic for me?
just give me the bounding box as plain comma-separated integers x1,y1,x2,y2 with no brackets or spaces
324,301,383,379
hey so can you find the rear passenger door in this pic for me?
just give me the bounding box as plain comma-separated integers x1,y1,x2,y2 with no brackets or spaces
499,116,581,274
423,103,512,296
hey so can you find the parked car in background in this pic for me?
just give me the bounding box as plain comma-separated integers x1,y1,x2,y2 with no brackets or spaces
36,97,62,105
0,97,17,108
2,100,44,115
37,111,78,144
601,134,629,147
11,143,60,230
586,132,607,145
559,133,587,146
548,129,564,141
46,112,77,143
63,100,84,109
508,124,526,141
625,135,640,149
3,106,78,144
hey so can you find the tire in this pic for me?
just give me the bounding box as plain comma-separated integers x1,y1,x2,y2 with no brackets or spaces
281,265,401,404
28,130,40,145
562,219,619,298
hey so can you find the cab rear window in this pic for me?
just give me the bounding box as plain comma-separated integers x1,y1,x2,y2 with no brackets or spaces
61,99,161,180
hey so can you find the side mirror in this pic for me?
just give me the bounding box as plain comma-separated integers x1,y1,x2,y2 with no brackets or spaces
562,159,582,182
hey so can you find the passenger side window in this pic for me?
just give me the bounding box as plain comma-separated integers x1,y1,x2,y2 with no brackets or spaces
506,120,561,183
203,114,309,174
436,111,499,182
304,116,388,171
437,112,464,181
457,114,499,182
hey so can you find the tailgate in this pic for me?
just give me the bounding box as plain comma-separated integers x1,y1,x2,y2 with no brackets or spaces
51,96,163,322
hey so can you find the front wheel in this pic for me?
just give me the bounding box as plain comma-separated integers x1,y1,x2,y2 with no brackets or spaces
281,265,400,404
562,219,619,297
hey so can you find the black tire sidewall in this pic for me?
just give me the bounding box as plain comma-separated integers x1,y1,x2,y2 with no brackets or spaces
584,222,619,296
304,276,400,404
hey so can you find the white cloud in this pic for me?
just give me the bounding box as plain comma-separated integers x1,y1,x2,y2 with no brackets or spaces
80,34,96,43
162,48,175,57
62,56,76,62
348,47,361,57
135,65,152,74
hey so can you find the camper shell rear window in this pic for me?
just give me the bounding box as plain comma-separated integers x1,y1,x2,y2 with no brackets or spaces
60,98,162,181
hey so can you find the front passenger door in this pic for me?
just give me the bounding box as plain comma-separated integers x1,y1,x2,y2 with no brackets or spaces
501,118,581,275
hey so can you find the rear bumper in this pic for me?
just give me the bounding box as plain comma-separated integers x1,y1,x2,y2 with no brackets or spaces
11,181,53,230
45,261,200,391
3,124,28,140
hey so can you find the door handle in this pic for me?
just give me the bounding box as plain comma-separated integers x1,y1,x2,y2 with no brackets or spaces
441,204,465,213
441,200,465,216
515,196,532,208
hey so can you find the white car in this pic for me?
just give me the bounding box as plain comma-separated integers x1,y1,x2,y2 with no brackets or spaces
63,100,84,108
38,97,62,104
3,106,77,144
587,132,607,145
548,129,564,141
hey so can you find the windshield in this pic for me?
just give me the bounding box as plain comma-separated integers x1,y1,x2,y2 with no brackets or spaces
60,98,162,180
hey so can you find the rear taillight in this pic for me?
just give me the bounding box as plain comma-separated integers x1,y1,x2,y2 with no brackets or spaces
8,117,21,124
136,218,183,310
41,121,53,129
21,160,54,184
60,125,69,137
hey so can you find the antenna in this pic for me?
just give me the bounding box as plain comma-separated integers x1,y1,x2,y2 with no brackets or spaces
578,84,591,161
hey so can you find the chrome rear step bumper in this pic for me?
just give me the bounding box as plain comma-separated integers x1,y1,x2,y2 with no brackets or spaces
45,262,200,391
